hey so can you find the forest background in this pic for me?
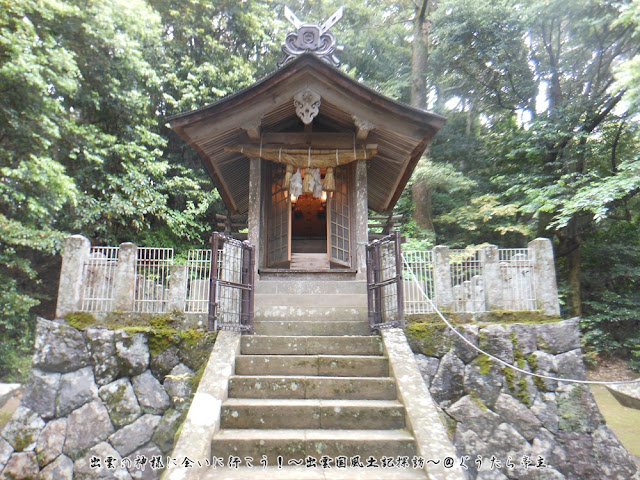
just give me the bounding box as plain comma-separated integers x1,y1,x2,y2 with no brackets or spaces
1,0,639,381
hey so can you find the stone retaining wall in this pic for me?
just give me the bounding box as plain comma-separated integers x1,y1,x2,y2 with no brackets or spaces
0,318,207,480
409,318,640,480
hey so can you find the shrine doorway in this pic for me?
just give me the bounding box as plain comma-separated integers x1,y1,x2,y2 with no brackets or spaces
265,162,351,270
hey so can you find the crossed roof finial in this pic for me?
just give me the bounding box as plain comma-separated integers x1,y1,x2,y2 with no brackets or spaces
278,6,344,68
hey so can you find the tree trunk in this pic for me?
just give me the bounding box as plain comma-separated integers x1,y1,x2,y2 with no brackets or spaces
566,245,582,317
411,0,436,232
411,181,434,231
410,0,430,109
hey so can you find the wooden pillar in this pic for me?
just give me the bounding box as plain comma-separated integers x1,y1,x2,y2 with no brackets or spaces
354,159,368,280
247,157,262,277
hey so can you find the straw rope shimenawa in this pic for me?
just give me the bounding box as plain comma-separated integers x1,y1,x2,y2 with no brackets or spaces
225,145,377,168
226,144,376,192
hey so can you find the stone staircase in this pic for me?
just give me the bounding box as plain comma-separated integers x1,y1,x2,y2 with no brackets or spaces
205,318,427,479
253,280,369,322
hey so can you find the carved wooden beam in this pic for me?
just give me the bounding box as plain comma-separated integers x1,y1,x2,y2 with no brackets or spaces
353,116,375,141
240,119,262,141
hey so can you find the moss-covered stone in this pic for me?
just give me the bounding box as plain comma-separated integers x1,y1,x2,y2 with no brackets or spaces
64,311,216,366
13,430,36,452
476,354,492,375
517,377,531,407
178,331,217,371
442,412,458,439
478,310,561,324
65,312,98,330
502,367,531,407
407,311,562,326
557,385,602,433
513,344,526,370
504,367,515,390
152,408,187,454
189,363,207,392
526,354,547,391
537,338,551,353
405,321,451,357
469,392,489,412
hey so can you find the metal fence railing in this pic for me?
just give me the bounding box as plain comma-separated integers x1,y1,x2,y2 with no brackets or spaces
184,249,213,313
450,249,485,313
399,247,537,314
134,247,174,313
76,242,537,318
366,231,404,330
209,233,255,332
81,246,119,312
402,251,435,314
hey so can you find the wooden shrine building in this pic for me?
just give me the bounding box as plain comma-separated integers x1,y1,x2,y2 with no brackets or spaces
168,21,444,282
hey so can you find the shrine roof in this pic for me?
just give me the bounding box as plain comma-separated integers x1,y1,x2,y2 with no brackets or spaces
167,53,445,214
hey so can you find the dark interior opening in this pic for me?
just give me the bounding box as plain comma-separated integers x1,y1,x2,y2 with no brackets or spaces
291,192,327,253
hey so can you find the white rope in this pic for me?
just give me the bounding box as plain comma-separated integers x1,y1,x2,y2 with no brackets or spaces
308,148,311,167
336,149,339,165
279,147,282,162
401,255,640,386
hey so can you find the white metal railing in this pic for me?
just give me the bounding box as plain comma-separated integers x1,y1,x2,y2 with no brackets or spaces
450,249,485,313
81,246,119,312
499,248,536,311
401,247,537,314
184,249,212,313
402,251,435,314
75,244,538,316
134,247,174,313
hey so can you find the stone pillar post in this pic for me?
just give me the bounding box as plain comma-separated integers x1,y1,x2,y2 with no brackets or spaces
433,246,453,310
55,235,91,318
480,245,502,311
529,238,561,316
167,265,188,312
247,157,261,278
113,242,138,312
354,159,368,280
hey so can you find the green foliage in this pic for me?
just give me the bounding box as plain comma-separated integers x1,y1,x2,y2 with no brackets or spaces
579,221,640,370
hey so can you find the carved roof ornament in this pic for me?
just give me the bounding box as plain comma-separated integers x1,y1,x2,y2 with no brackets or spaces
294,89,321,125
278,6,344,68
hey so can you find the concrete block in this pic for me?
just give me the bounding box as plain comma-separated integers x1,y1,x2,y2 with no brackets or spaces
56,235,91,318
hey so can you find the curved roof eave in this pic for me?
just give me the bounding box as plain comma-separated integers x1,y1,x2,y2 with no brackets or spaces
167,53,445,130
167,53,446,214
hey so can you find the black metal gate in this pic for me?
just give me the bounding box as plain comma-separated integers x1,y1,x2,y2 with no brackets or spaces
366,230,404,330
208,232,255,332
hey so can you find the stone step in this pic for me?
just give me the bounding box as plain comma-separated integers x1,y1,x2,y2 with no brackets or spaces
227,375,397,400
201,466,427,479
290,253,330,270
255,305,369,322
255,280,367,296
210,429,418,464
253,320,370,336
255,293,368,308
220,398,406,430
235,355,388,377
241,336,383,356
